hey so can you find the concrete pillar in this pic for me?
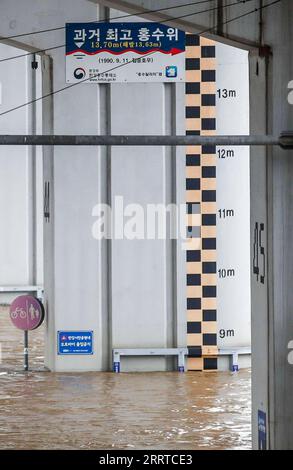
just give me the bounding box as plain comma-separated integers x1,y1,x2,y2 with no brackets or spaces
0,43,43,303
250,0,293,450
265,1,293,449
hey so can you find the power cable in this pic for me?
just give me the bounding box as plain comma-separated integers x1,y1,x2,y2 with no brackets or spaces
0,0,281,118
0,0,218,41
0,0,255,63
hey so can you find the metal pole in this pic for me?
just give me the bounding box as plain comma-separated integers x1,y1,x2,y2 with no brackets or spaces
24,330,29,372
217,0,224,36
0,134,288,147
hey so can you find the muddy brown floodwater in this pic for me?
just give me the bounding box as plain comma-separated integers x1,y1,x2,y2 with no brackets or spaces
0,306,251,450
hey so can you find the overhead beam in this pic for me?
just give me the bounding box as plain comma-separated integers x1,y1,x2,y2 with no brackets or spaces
87,0,262,50
0,134,291,147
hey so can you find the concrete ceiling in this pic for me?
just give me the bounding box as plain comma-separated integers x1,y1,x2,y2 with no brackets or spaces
86,0,263,49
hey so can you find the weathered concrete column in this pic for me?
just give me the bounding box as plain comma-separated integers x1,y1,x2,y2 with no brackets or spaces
265,1,293,449
250,0,293,450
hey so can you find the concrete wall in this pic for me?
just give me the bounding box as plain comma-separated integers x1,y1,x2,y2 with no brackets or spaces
110,85,185,371
0,2,251,373
27,1,186,372
0,43,43,303
216,43,251,369
0,2,186,371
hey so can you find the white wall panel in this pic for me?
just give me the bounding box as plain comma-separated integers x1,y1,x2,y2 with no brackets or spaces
216,43,251,352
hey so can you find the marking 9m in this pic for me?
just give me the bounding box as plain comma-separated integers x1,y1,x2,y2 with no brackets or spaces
219,329,235,339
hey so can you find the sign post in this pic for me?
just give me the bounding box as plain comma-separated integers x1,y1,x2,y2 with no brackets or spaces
24,330,29,371
9,295,45,371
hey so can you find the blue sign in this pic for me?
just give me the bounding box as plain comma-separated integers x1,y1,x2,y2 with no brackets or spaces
166,65,177,78
65,22,185,83
258,410,267,450
66,23,185,56
113,362,120,373
58,331,93,355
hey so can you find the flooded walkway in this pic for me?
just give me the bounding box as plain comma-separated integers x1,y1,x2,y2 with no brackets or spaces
0,307,251,450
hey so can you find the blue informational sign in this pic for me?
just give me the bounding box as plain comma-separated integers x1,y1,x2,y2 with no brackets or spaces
66,22,185,55
113,362,120,373
258,410,267,450
57,331,93,355
65,22,185,83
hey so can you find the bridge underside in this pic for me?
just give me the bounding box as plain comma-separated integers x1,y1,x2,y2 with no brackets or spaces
0,0,292,449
